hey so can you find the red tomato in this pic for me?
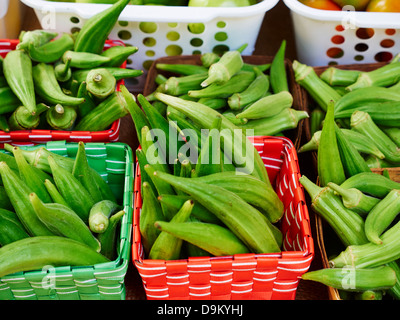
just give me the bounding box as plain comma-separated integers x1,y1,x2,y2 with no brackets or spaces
299,0,341,10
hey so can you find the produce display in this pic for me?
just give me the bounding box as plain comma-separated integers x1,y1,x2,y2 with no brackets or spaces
44,0,258,5
0,0,142,134
295,57,400,299
0,142,124,277
299,0,400,11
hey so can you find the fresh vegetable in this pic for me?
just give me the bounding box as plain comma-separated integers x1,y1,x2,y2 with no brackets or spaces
299,0,341,10
367,0,400,12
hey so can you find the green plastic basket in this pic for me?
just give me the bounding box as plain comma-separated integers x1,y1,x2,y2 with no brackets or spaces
0,141,134,300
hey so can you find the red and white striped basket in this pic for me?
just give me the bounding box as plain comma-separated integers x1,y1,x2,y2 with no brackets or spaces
132,136,314,300
0,39,125,144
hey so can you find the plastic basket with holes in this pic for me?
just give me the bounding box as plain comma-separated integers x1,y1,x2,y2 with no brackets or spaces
20,0,279,90
132,136,314,300
283,0,400,66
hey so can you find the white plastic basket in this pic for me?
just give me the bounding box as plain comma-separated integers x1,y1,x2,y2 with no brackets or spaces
21,0,279,90
0,0,23,39
283,0,400,67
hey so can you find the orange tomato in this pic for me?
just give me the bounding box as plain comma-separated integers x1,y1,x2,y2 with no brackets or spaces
366,0,400,12
299,0,341,10
331,0,370,10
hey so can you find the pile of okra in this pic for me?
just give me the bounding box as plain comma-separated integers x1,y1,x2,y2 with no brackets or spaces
296,57,400,300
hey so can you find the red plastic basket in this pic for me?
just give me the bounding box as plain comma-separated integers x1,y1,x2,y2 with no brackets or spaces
0,39,125,144
132,136,314,300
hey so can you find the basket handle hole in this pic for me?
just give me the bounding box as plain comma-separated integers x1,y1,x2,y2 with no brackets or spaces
331,35,345,45
375,51,393,62
355,43,369,52
386,29,396,36
381,39,395,48
326,47,344,59
356,28,375,40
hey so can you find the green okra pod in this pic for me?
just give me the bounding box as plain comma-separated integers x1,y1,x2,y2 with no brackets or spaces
54,58,72,83
0,86,20,116
156,63,208,76
227,67,270,110
3,50,37,115
318,101,346,187
29,193,101,252
163,72,208,96
0,115,9,132
0,186,13,211
154,220,250,256
46,104,77,130
327,182,379,217
334,122,371,177
44,179,69,208
198,97,227,110
17,29,58,50
382,127,400,147
97,209,125,260
72,67,143,83
188,71,256,99
364,189,400,245
0,213,30,246
340,172,400,198
76,81,97,118
0,236,109,278
299,175,368,247
302,266,397,292
293,60,341,112
351,110,400,164
270,40,289,94
32,63,85,107
222,110,248,126
74,0,131,54
149,199,194,260
355,290,383,300
26,33,75,64
8,103,49,130
330,219,400,269
48,155,95,223
88,199,121,234
101,45,138,68
346,62,400,91
0,161,54,237
85,68,116,99
235,91,293,120
74,91,129,131
201,47,244,87
238,108,308,137
139,181,165,255
319,67,361,86
63,50,111,69
310,108,324,137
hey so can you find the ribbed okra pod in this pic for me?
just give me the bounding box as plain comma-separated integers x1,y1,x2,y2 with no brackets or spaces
163,73,208,96
97,209,125,260
293,60,341,111
54,58,72,83
0,86,20,116
8,103,49,130
44,179,69,207
17,29,58,50
310,108,324,137
0,212,29,246
27,33,74,64
351,110,400,164
269,40,289,94
317,101,346,186
29,193,101,252
320,67,361,86
149,199,194,260
156,63,208,76
152,171,281,254
364,189,400,245
0,236,109,278
327,182,379,217
101,45,138,68
85,68,116,99
227,67,270,110
0,186,13,211
302,266,397,292
330,219,400,269
46,104,77,130
299,175,368,247
155,220,250,256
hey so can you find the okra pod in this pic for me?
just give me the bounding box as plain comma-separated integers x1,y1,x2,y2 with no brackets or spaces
382,127,400,147
0,213,29,246
154,220,250,256
0,186,13,211
63,50,111,69
85,68,116,99
156,63,208,76
0,236,109,278
54,58,72,83
270,40,289,94
101,45,138,68
351,110,400,164
0,86,20,116
17,29,58,50
293,60,341,111
72,67,143,83
44,179,69,207
26,33,75,64
3,50,37,115
201,48,244,87
334,122,371,177
327,182,379,217
188,71,256,99
29,193,101,252
364,189,400,245
46,104,77,130
227,67,270,110
164,73,208,96
235,91,293,120
0,161,54,237
198,97,227,110
319,67,361,86
310,108,324,137
32,63,85,107
299,175,368,246
8,103,49,131
48,155,95,223
74,0,131,54
346,62,400,91
339,172,400,198
97,209,125,260
152,171,281,254
302,266,397,292
149,199,194,260
76,81,97,118
88,199,120,234
139,181,165,255
0,115,9,132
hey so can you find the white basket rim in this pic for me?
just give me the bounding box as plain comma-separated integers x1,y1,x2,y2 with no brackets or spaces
283,0,400,29
0,0,9,20
21,0,279,22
